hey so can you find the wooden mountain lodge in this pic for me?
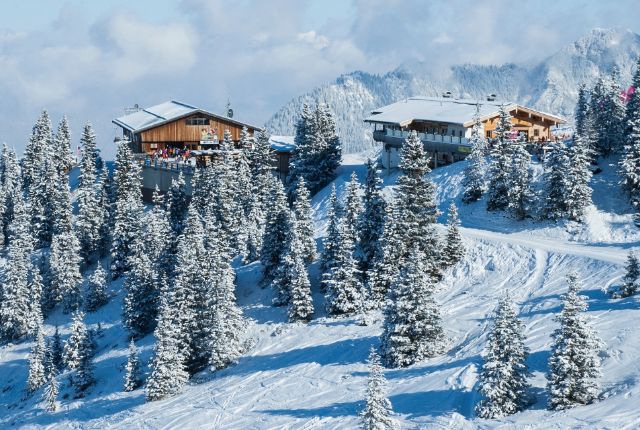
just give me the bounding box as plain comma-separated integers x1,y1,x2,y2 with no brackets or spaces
365,95,566,169
112,100,294,200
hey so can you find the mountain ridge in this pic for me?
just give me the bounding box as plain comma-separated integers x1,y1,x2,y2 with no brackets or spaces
266,27,640,153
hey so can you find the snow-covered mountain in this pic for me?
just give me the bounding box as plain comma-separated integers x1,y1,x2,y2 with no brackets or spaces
266,28,640,153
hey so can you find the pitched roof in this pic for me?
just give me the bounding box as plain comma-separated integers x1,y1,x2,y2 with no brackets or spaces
364,96,565,127
112,100,262,133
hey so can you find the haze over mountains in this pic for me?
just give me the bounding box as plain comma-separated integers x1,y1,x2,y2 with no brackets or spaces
266,27,640,153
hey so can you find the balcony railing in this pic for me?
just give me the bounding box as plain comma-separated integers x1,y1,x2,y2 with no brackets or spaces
380,128,470,145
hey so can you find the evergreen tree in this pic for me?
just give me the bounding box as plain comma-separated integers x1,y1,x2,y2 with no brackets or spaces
27,327,48,394
0,188,34,341
124,339,143,392
76,123,102,264
165,172,189,237
42,368,59,412
52,116,74,174
621,63,640,218
85,264,109,312
22,110,52,193
547,273,602,410
323,220,362,316
476,293,530,418
544,141,571,220
360,347,394,430
507,134,533,220
462,105,488,203
575,84,591,141
487,105,513,212
97,168,115,257
321,184,343,272
358,159,387,278
50,326,64,371
110,139,144,279
289,103,342,194
260,177,292,281
0,146,21,246
146,291,189,401
620,251,640,297
27,264,44,338
442,202,465,268
344,171,363,245
380,246,444,368
589,73,625,155
63,311,95,395
624,57,640,137
566,135,593,221
366,202,401,308
293,177,317,263
49,230,83,313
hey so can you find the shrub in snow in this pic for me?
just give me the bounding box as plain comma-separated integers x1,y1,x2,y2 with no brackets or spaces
476,293,530,418
547,273,602,410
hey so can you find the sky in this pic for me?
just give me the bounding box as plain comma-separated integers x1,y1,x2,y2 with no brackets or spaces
0,0,639,158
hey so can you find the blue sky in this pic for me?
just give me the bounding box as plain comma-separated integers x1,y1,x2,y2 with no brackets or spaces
0,0,638,158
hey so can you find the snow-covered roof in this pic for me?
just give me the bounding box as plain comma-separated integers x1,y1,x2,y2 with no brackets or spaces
113,100,262,133
364,96,565,127
269,135,296,153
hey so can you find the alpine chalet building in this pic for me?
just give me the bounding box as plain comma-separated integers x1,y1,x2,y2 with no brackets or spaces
365,95,566,169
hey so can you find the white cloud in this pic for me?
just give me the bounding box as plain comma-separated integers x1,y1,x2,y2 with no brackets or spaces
297,30,330,50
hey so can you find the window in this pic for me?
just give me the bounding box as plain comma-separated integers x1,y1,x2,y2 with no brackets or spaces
486,130,492,138
451,129,455,136
534,129,540,137
186,117,210,126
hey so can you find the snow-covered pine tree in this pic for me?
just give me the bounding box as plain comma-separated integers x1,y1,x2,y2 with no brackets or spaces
288,103,342,194
462,105,488,204
42,368,59,412
124,339,143,392
323,220,362,316
97,168,115,258
293,177,317,263
27,264,44,338
589,73,626,156
0,147,21,245
442,202,465,268
76,122,102,264
487,105,513,212
145,187,172,280
49,230,83,313
22,110,52,193
165,172,189,237
360,347,394,430
543,141,571,220
344,171,363,245
506,133,534,220
566,135,593,221
366,202,401,308
620,251,640,297
624,57,640,137
27,327,47,394
52,116,74,175
358,159,387,278
575,84,591,141
110,139,144,279
476,292,530,419
271,214,301,307
0,187,34,341
123,233,159,339
380,245,444,368
394,130,441,277
260,176,292,281
146,290,189,401
85,264,109,312
620,65,640,218
50,326,64,371
63,311,92,371
321,184,343,273
287,252,314,323
547,273,602,410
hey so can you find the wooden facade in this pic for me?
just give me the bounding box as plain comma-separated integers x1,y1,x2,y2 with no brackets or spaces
478,107,561,142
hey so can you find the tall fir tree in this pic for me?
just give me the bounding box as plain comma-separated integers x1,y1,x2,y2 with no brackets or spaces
49,327,64,371
487,105,513,212
506,133,533,220
462,104,488,204
442,202,465,268
358,159,387,278
97,168,115,258
323,219,362,316
321,184,343,273
27,327,48,394
110,139,144,279
566,135,593,221
547,273,602,410
76,123,102,264
292,177,317,263
344,171,364,245
165,172,189,237
124,339,143,392
476,293,530,418
380,246,444,368
42,368,59,412
544,141,571,220
575,84,591,141
360,347,394,430
52,116,74,175
49,229,83,313
260,176,292,281
366,202,401,309
620,61,640,218
63,311,95,396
